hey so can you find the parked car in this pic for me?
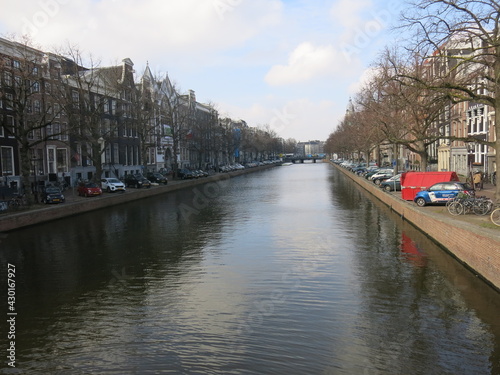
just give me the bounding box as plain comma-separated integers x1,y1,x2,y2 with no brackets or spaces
371,170,394,185
124,174,152,188
40,186,65,204
195,170,208,177
101,178,126,193
77,182,102,197
147,172,168,185
158,167,173,176
191,170,202,178
365,168,384,180
177,169,195,179
380,174,401,192
370,169,393,180
414,182,474,207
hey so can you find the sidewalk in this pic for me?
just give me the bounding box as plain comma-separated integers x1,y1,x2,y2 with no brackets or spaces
390,181,499,232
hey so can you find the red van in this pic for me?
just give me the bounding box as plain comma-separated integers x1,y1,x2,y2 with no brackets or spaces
400,172,460,201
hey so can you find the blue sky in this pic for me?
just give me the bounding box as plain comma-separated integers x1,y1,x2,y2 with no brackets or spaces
0,0,403,142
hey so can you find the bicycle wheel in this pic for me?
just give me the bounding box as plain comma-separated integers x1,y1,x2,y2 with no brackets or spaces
473,200,492,216
448,201,464,216
491,208,500,226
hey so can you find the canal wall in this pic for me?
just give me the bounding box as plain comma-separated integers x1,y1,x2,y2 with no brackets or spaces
331,162,500,292
0,165,275,233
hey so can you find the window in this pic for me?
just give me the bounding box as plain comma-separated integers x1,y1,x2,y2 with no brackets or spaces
53,123,60,140
56,148,68,173
54,103,60,118
113,143,119,163
105,144,111,163
76,144,82,166
32,81,40,93
429,184,445,191
46,124,53,139
102,119,110,136
83,144,93,166
47,147,56,173
1,146,15,176
61,123,68,141
34,100,41,114
147,147,155,165
442,183,456,190
12,60,20,69
5,93,13,110
14,76,22,89
5,116,14,136
72,90,79,108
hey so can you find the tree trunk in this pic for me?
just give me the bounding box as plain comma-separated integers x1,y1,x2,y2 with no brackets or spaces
393,143,399,175
92,143,103,182
19,144,36,205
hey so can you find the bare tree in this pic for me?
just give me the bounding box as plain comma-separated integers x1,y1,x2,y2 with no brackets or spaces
0,36,67,204
156,76,193,177
59,47,136,182
360,53,451,171
135,70,158,173
401,0,500,202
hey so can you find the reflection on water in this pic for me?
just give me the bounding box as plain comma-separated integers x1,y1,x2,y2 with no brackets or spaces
1,163,499,374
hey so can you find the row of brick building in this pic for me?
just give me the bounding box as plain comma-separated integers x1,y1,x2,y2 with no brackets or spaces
338,35,497,179
0,37,279,193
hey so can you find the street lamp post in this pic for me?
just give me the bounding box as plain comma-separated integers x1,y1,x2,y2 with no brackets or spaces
466,141,476,188
31,157,42,203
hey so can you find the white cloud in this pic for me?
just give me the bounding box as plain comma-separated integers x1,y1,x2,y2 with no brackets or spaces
264,42,343,86
348,66,379,94
1,0,283,64
330,0,373,29
0,1,393,141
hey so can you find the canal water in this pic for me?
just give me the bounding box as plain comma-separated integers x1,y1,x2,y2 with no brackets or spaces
1,163,500,374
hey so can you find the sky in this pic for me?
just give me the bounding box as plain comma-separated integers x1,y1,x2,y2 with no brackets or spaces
0,0,404,142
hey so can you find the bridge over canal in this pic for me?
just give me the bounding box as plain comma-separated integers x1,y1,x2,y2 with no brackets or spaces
283,155,324,163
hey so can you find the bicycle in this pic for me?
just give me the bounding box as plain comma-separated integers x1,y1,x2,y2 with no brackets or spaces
473,196,494,216
8,194,27,209
491,207,500,226
446,195,493,216
447,198,463,216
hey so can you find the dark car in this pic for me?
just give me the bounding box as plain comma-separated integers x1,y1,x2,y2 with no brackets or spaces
124,174,152,188
380,174,401,192
414,182,474,207
77,182,103,197
177,169,194,179
147,172,168,185
40,186,65,204
158,167,173,176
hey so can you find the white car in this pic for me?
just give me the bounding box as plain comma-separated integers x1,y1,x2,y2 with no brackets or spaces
369,169,393,181
101,178,126,193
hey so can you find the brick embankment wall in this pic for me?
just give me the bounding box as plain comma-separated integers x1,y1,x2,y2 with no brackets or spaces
0,165,274,233
332,162,500,292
